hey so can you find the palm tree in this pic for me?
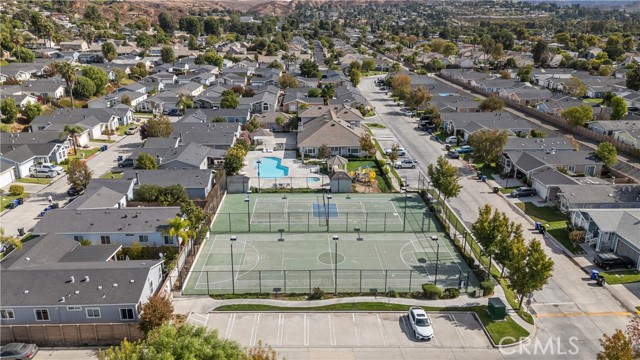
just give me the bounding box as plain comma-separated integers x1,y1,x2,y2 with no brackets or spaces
62,125,84,155
56,62,77,108
1,228,22,251
163,216,195,250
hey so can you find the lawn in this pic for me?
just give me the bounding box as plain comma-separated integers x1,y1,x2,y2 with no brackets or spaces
600,270,640,285
101,171,124,179
17,177,52,185
515,202,567,224
362,71,387,76
0,193,28,210
69,148,101,161
583,98,602,104
547,228,585,255
365,110,376,117
366,122,386,129
499,186,520,195
58,97,88,108
91,139,116,144
473,163,500,180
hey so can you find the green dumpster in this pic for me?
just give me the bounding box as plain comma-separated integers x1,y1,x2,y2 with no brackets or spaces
487,297,507,321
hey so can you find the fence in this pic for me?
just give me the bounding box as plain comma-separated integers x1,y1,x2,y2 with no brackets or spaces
184,268,476,295
0,323,143,346
211,211,434,233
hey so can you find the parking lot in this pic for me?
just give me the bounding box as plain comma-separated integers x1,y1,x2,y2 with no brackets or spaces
188,311,492,349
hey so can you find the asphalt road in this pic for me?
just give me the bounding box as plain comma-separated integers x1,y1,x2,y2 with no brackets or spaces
359,76,633,359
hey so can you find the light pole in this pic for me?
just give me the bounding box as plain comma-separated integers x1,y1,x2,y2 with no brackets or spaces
326,194,332,231
431,235,439,286
244,191,251,232
230,236,237,294
333,235,339,295
256,159,262,193
402,186,408,232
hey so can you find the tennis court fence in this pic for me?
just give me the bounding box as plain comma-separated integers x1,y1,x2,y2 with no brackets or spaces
184,268,477,295
211,211,436,233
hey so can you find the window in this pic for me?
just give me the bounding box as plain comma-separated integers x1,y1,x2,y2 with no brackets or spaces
1,309,14,319
73,235,85,241
330,147,340,153
100,236,111,245
120,308,135,320
86,308,101,319
568,166,576,173
34,309,50,321
349,147,360,154
67,306,81,311
164,235,173,245
125,233,135,237
148,280,154,293
139,235,149,243
305,147,315,154
262,103,269,111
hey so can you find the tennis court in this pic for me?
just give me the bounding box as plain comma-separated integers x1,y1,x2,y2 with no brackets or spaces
211,193,435,233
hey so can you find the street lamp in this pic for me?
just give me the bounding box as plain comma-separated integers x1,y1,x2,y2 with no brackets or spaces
431,235,439,286
244,191,252,232
326,194,332,231
230,236,237,294
401,186,408,232
256,159,262,193
333,235,339,294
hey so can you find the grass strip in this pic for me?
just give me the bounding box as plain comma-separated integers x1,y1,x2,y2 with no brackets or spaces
601,270,640,285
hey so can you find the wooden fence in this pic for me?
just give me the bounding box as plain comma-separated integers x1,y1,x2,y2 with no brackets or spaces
1,323,143,346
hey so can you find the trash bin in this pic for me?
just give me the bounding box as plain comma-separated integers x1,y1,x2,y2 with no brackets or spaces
17,227,25,236
539,225,546,234
101,145,108,151
493,187,499,193
17,197,23,205
8,202,16,209
597,275,606,286
476,171,483,180
591,269,600,280
535,222,542,230
12,199,20,208
481,175,487,182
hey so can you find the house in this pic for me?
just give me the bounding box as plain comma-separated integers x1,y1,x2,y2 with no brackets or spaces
146,73,177,85
237,91,279,114
504,150,603,180
588,120,640,136
535,96,585,117
503,137,575,153
164,82,205,97
219,73,246,86
297,109,367,158
298,104,364,125
442,112,533,141
59,40,89,51
0,163,16,189
0,233,163,325
282,88,325,113
558,184,640,212
570,209,640,258
254,112,292,132
170,122,240,150
66,179,135,210
0,60,52,82
0,132,71,178
20,79,66,100
32,207,182,246
499,87,553,107
530,167,580,202
474,79,520,94
180,108,251,124
136,92,181,115
2,94,38,108
88,91,147,109
123,169,214,200
31,108,124,143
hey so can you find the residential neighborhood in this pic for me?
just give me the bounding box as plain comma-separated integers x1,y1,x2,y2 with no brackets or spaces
1,0,640,359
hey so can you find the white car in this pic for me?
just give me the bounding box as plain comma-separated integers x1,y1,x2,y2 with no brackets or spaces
385,147,407,156
37,163,63,174
407,306,434,340
125,126,138,135
394,159,418,169
400,108,414,116
30,169,57,178
445,136,460,144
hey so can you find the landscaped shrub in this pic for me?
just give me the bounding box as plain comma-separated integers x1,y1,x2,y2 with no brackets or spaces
472,268,489,282
308,287,325,300
442,288,461,299
386,290,398,298
422,283,443,300
480,280,495,296
8,184,24,196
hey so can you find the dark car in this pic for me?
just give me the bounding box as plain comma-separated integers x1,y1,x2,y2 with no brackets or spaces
593,253,635,271
510,187,537,198
0,342,38,360
447,149,460,159
117,158,134,168
67,186,80,196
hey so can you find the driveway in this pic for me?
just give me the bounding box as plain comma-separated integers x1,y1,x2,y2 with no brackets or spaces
35,348,98,360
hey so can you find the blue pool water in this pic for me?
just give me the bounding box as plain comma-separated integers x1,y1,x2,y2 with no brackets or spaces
256,157,289,178
308,177,321,182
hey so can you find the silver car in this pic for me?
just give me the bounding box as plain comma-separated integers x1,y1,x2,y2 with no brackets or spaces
0,343,38,360
394,159,418,169
407,307,434,340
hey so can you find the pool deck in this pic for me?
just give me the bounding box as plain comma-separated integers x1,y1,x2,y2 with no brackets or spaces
244,150,328,190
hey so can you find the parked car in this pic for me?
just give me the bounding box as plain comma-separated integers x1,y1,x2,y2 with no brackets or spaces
445,136,460,144
385,147,407,156
29,169,57,178
0,342,38,360
166,109,182,116
125,126,138,135
454,145,474,154
446,150,460,159
400,108,414,116
37,163,64,174
510,187,537,198
394,159,418,169
407,307,434,340
593,253,635,271
66,186,83,197
117,158,134,168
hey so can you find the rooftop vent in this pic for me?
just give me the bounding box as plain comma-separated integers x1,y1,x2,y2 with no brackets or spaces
130,279,135,283
97,286,102,290
69,276,75,283
113,283,118,287
75,290,79,294
60,297,66,303
25,257,30,261
83,276,90,282
24,290,29,294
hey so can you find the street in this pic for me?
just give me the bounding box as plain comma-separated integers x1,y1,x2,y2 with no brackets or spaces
359,76,633,358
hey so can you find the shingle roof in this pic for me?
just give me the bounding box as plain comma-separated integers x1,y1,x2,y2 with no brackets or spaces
298,109,365,148
122,169,213,189
170,122,239,147
531,167,579,186
558,184,640,205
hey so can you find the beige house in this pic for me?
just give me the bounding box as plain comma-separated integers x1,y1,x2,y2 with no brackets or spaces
298,109,366,158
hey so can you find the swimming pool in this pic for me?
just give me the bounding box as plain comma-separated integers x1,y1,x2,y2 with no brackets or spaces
256,157,289,178
308,177,321,182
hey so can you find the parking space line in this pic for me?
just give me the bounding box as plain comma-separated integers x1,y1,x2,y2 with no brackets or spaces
277,314,283,346
449,314,465,347
400,315,414,347
224,314,236,339
329,314,336,346
304,314,309,346
353,314,361,346
377,314,389,347
250,314,260,346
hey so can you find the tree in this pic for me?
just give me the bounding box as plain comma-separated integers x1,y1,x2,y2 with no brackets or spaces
81,66,108,95
275,115,287,129
278,73,299,89
101,42,117,62
245,117,261,132
0,98,18,124
516,65,532,82
472,205,508,272
62,125,84,154
139,116,173,140
72,76,96,99
359,133,376,158
494,222,525,277
13,47,35,62
478,96,504,112
307,88,321,97
391,62,401,73
0,227,22,251
120,95,131,106
158,12,176,33
300,59,320,78
188,35,199,50
390,74,412,100
499,70,512,80
98,338,141,360
596,142,618,168
598,329,636,360
532,40,550,66
626,67,640,91
112,68,127,86
507,239,554,308
610,96,628,120
244,340,279,360
468,129,508,164
427,156,462,201
138,293,173,335
177,95,194,110
164,216,194,248
83,4,101,22
66,158,93,192
317,144,331,160
561,105,593,127
55,62,77,108
404,86,432,110
136,153,158,170
221,92,239,109
223,145,246,175
145,323,244,359
321,83,335,100
161,46,175,65
349,68,361,86
564,77,587,98
425,58,445,73
21,102,42,123
362,59,375,72
180,201,206,235
128,62,148,80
